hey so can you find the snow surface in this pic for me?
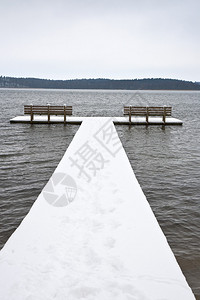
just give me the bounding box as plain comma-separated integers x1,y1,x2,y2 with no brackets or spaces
0,118,193,299
10,115,183,124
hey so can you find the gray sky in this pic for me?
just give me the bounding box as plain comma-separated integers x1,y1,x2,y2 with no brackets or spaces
1,0,200,81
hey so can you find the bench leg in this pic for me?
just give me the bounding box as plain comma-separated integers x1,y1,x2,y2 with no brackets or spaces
129,108,132,125
146,114,149,125
129,113,132,125
64,111,66,124
163,106,166,125
30,105,33,123
64,105,66,124
146,107,149,125
47,105,50,123
163,114,166,125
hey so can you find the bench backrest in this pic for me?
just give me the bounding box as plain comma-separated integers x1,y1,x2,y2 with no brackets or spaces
24,105,72,115
124,106,172,116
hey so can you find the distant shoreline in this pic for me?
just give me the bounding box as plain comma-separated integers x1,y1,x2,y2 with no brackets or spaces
1,88,200,92
0,76,200,90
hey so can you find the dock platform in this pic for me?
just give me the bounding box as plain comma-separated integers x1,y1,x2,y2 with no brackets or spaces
10,115,183,125
0,118,193,299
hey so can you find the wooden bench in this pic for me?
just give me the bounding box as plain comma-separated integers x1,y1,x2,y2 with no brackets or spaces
124,106,172,125
24,105,72,123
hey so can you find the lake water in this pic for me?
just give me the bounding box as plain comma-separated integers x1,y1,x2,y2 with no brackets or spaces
0,88,200,298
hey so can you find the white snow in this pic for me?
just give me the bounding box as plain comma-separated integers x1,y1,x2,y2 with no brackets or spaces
0,117,193,299
10,115,183,124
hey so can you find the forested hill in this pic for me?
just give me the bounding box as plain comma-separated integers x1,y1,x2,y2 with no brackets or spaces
0,76,200,90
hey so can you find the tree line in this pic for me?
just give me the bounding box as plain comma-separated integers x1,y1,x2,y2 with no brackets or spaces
0,76,200,90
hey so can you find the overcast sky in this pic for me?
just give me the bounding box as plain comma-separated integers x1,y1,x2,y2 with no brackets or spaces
0,0,199,81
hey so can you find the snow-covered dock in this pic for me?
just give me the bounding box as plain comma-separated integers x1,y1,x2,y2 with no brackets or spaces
10,115,183,125
0,118,193,299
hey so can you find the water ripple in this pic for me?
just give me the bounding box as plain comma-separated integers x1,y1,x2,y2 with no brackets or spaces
0,89,200,298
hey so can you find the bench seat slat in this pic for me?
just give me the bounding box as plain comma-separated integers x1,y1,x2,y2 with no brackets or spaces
24,108,72,111
24,105,72,109
24,112,72,114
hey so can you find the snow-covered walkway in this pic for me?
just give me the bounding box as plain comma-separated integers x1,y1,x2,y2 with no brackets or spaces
10,115,183,125
0,118,193,299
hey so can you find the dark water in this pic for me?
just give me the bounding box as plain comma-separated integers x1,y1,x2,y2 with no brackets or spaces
0,89,200,298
